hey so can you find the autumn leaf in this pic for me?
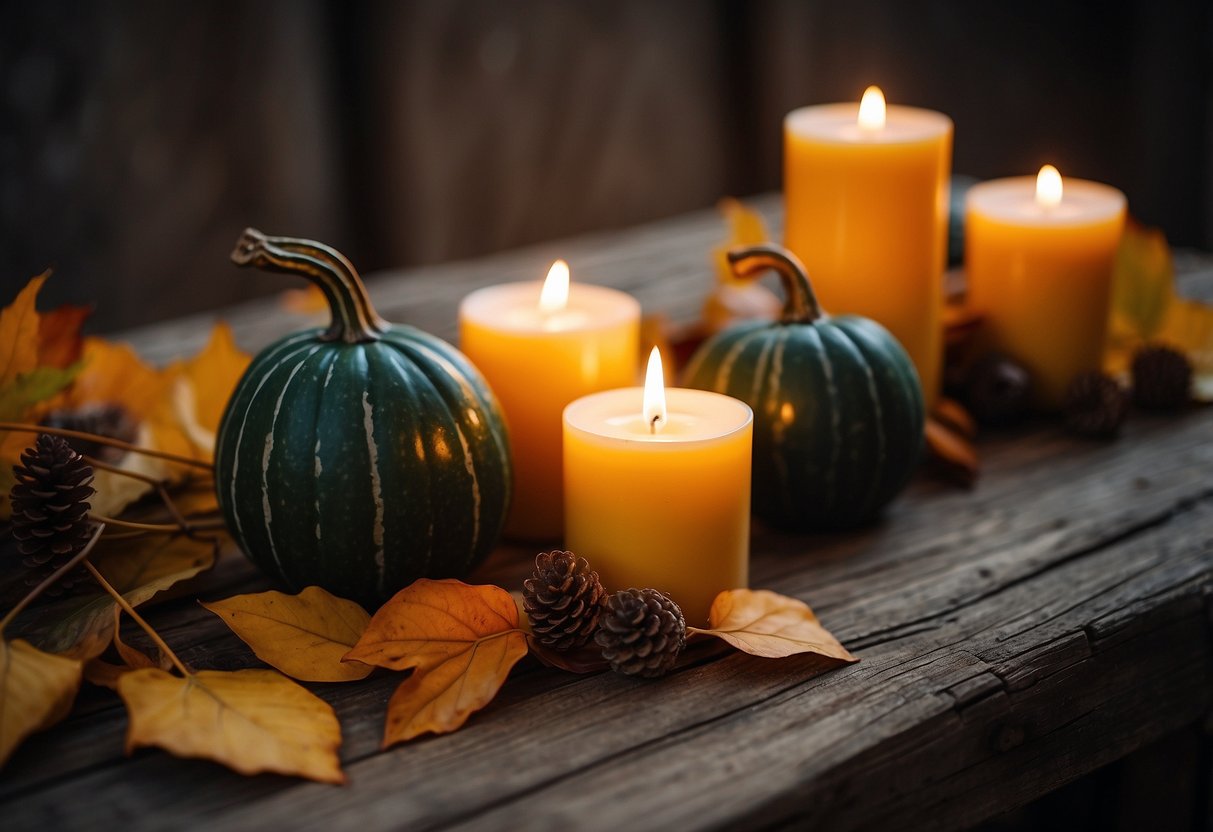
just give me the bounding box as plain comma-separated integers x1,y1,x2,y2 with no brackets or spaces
203,586,372,683
925,417,979,488
0,273,47,389
26,534,216,659
38,304,91,369
0,639,83,766
282,284,328,315
688,589,857,662
159,321,250,442
117,668,344,783
82,658,129,691
1111,222,1174,343
704,199,781,333
0,364,81,422
345,579,528,746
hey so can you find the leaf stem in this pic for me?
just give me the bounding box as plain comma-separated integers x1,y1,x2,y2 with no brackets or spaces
83,561,190,677
0,422,213,471
0,523,106,633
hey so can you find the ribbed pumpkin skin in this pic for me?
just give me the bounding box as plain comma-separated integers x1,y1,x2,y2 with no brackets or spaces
215,324,511,608
683,315,923,530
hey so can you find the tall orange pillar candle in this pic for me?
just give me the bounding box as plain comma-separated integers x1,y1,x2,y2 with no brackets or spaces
966,166,1126,410
784,87,952,405
564,349,752,626
460,262,640,540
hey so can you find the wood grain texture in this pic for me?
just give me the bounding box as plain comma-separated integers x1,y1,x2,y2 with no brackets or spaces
1,203,1211,831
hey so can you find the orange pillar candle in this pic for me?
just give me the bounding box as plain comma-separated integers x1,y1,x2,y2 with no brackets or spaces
966,166,1126,409
563,349,753,626
460,261,640,540
784,86,953,405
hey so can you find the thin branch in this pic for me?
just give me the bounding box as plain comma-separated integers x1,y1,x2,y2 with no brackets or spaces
84,561,190,677
0,422,213,471
0,523,106,633
89,514,226,533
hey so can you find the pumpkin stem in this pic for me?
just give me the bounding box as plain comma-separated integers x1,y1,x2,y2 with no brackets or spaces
727,244,824,324
231,229,388,343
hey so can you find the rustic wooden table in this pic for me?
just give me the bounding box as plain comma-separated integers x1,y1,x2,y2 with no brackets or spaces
3,197,1212,830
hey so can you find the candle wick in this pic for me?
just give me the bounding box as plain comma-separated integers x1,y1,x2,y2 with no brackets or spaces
649,415,661,435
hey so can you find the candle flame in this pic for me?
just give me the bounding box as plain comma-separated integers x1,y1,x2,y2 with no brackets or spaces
858,85,886,130
643,347,667,434
539,259,570,312
1036,165,1063,208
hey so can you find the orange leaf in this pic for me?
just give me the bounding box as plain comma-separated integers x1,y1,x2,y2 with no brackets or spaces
159,321,250,438
203,586,372,683
282,284,328,315
925,417,980,488
345,579,528,746
0,639,82,767
0,273,48,388
688,589,857,662
38,304,91,369
117,668,344,783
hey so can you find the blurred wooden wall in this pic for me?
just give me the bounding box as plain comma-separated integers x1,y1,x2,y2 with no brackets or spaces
1,0,1210,332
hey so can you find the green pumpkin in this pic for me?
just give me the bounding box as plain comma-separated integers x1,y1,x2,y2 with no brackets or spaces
215,230,511,607
683,245,924,530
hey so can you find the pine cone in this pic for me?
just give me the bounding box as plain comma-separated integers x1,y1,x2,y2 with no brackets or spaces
10,435,96,595
595,588,686,678
41,403,139,464
522,551,606,650
965,354,1031,426
1063,371,1128,438
1131,345,1192,410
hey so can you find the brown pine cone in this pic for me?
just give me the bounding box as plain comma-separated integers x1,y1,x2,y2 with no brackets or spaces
10,434,96,595
41,403,139,464
595,588,686,678
522,551,605,650
1131,345,1192,410
1063,371,1128,438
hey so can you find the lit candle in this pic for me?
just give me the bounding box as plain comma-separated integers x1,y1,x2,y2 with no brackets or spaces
966,166,1126,409
460,262,640,540
784,86,953,406
563,348,753,625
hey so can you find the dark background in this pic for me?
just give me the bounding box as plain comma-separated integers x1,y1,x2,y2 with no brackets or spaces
2,0,1211,333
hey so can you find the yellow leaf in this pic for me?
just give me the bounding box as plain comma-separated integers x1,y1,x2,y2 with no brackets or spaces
1160,297,1213,401
159,322,250,439
0,639,82,767
1111,222,1174,342
345,579,527,746
0,273,48,388
29,535,216,659
203,586,372,683
117,668,344,783
82,658,129,691
113,607,168,670
282,284,328,315
688,589,858,662
704,199,781,333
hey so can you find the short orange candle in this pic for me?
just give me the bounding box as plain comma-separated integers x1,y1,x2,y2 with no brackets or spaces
966,166,1126,409
460,262,640,540
784,86,952,405
563,349,752,626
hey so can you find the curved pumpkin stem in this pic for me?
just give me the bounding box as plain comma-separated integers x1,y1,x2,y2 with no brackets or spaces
231,228,387,343
727,244,824,324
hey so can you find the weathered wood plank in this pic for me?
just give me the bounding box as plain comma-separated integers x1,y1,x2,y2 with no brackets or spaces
5,410,1210,830
3,201,1211,831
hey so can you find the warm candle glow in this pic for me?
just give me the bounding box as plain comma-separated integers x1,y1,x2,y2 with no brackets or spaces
857,85,886,130
643,347,667,433
1036,165,1063,208
538,259,570,312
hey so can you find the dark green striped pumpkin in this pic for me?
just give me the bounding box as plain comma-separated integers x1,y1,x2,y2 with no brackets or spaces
683,245,924,530
215,230,511,608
